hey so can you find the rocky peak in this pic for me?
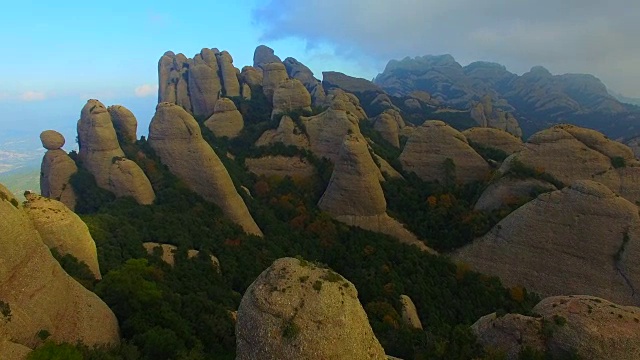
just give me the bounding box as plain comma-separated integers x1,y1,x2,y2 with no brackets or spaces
262,62,289,102
204,98,244,138
236,257,386,359
271,78,312,118
318,134,387,217
253,45,282,70
148,103,262,236
188,48,222,120
283,57,326,105
39,131,77,210
322,71,384,95
23,193,101,279
216,50,241,97
0,183,120,351
107,105,138,143
77,99,155,205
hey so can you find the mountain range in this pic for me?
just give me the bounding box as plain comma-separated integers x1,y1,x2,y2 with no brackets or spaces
373,55,640,138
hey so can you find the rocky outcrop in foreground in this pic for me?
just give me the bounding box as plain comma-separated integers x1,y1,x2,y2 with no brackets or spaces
148,103,262,236
473,295,640,360
23,193,101,279
456,180,640,305
236,257,386,359
399,121,490,184
39,130,77,210
318,135,433,253
0,183,119,352
77,99,155,204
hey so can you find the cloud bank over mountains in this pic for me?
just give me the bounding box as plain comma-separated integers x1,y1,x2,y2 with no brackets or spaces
253,0,640,96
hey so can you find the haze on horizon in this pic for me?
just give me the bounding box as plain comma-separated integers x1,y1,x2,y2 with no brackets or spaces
0,0,639,138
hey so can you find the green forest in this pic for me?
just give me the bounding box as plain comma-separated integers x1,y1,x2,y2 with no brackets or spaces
31,87,564,360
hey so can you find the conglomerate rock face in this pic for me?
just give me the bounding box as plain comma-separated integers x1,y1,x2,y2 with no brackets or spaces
455,180,640,306
148,102,263,236
236,257,387,360
0,184,120,352
473,295,640,360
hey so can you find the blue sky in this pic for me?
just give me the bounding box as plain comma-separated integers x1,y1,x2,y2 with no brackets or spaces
1,0,639,150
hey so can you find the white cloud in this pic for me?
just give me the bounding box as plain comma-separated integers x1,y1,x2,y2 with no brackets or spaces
20,91,46,102
253,0,640,97
135,84,157,98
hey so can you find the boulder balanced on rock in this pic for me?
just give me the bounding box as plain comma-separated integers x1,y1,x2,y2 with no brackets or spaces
39,130,77,210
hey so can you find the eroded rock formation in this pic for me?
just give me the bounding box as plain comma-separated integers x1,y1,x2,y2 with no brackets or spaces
188,48,222,120
462,127,524,155
473,296,640,360
318,135,433,253
236,257,386,359
498,124,640,204
148,102,262,236
77,99,155,204
107,105,138,143
0,184,119,351
271,78,312,118
455,180,640,305
204,98,244,138
399,121,490,184
39,130,77,210
23,193,101,279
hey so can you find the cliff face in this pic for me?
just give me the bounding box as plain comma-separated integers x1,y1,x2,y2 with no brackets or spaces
456,180,640,306
148,102,263,236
